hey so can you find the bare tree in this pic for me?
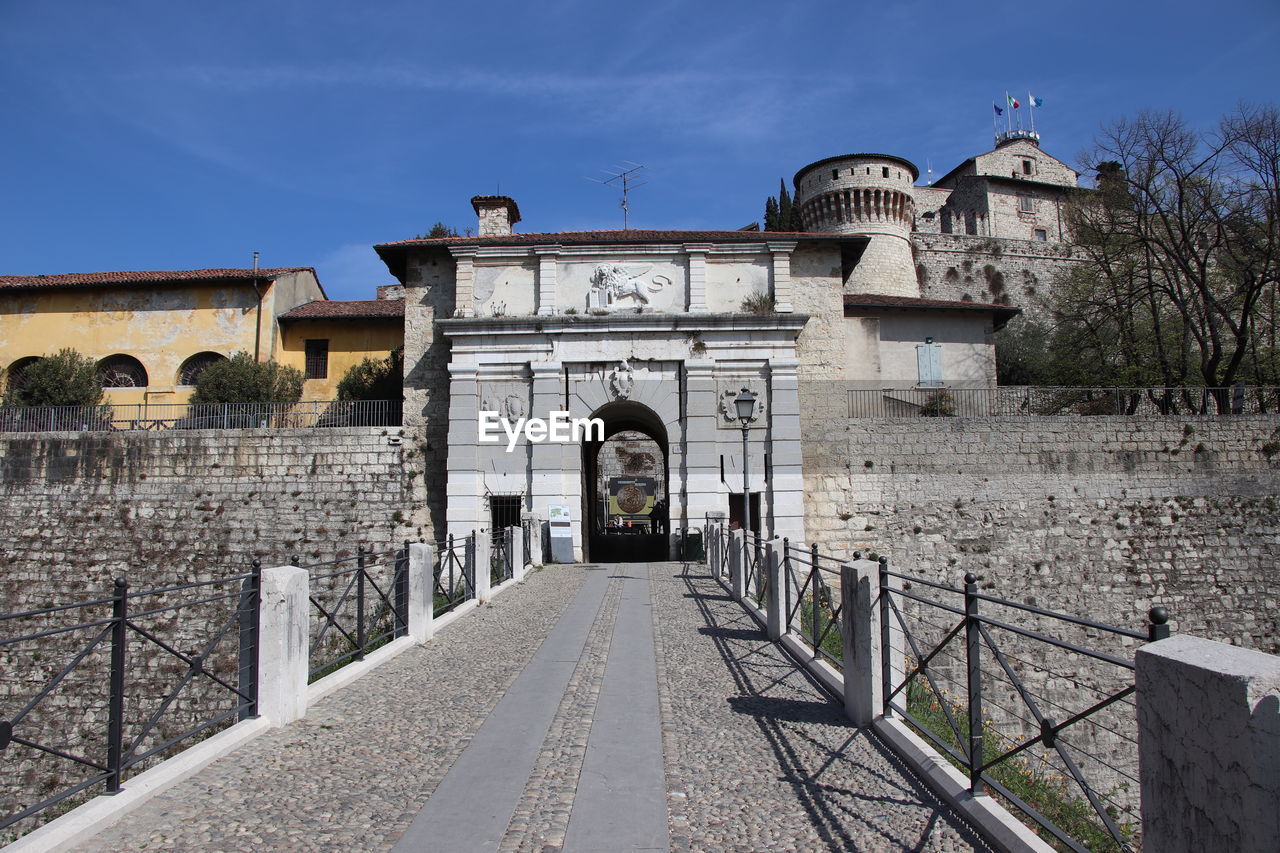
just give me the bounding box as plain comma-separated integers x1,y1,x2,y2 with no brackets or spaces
1059,105,1280,407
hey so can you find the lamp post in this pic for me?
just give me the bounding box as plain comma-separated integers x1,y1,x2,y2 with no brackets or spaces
734,388,757,541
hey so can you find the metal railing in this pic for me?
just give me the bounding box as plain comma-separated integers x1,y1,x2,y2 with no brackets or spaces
878,558,1169,852
782,540,845,669
490,528,513,586
848,385,1280,418
304,545,408,682
1,569,258,840
741,533,767,608
0,400,402,433
433,534,475,618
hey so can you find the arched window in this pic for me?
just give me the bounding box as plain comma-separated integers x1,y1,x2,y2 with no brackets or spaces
177,351,227,387
97,354,148,388
5,356,44,395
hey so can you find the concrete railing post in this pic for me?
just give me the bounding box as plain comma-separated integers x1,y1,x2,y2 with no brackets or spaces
841,559,883,727
407,543,434,643
766,538,784,641
510,525,526,583
728,529,744,601
257,565,309,727
474,530,492,603
1137,635,1280,852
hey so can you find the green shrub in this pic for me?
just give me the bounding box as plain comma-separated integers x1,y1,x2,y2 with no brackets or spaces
190,352,303,404
920,390,957,417
741,292,776,314
3,348,103,407
336,348,403,402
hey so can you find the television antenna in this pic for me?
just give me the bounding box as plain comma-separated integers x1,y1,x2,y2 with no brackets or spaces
589,162,647,230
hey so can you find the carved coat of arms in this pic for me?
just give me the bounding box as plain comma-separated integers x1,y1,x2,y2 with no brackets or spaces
609,359,635,400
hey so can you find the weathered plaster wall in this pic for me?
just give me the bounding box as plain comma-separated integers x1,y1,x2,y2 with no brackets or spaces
801,416,1280,652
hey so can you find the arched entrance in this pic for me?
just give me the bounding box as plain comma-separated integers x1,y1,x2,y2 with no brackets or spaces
581,401,669,562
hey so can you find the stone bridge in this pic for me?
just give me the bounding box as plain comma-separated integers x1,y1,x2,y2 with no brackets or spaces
47,562,989,852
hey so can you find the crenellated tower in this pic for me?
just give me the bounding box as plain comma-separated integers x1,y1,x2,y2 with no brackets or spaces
793,153,919,297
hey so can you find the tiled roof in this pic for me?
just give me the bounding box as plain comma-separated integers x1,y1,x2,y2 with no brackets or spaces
843,293,1019,313
375,229,853,249
844,293,1020,329
279,299,405,320
0,267,316,291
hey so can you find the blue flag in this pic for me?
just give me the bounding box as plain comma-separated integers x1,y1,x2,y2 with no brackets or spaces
993,102,1003,116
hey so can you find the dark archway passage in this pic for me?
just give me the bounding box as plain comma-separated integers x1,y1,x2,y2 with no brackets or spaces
581,401,668,562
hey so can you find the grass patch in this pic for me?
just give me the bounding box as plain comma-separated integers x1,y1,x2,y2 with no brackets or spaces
904,678,1135,852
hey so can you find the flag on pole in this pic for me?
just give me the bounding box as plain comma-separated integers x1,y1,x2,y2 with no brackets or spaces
993,102,1003,116
1007,93,1021,109
1030,93,1044,107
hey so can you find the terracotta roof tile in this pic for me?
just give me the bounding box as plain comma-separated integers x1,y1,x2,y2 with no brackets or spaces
279,299,405,320
0,267,316,291
843,293,1017,312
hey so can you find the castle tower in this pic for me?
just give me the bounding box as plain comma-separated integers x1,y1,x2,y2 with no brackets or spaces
793,154,919,297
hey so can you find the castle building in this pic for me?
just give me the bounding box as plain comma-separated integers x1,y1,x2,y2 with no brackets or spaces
0,134,1078,557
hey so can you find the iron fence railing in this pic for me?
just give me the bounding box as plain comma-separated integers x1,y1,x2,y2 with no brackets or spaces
490,528,513,586
848,385,1280,418
741,533,767,608
782,540,846,669
878,558,1170,852
1,568,258,840
0,400,402,433
433,534,475,618
303,545,408,682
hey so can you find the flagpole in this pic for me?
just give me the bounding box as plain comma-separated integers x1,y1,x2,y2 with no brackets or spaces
1004,91,1012,134
1028,90,1036,135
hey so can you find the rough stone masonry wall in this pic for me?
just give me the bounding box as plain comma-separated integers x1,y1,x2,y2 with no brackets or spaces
0,427,424,840
912,233,1080,316
0,428,421,603
801,416,1280,652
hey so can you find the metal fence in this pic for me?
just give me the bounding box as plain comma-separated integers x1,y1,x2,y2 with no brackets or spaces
782,540,846,669
1,569,258,841
0,399,402,433
433,534,475,618
741,533,767,609
304,545,408,682
490,528,513,587
848,385,1280,417
878,558,1169,852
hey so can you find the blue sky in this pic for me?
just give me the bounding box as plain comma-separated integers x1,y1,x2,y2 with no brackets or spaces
2,0,1278,301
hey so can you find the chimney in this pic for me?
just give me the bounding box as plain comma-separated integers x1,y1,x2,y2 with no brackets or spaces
470,195,522,237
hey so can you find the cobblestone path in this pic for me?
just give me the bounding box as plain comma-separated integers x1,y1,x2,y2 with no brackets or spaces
70,562,990,852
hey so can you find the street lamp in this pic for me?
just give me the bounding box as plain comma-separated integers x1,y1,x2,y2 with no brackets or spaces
734,388,757,540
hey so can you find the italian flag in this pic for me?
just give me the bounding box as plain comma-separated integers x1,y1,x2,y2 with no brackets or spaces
1007,93,1021,109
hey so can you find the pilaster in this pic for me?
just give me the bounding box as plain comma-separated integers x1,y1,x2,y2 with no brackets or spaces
685,244,710,314
450,247,478,317
767,241,797,313
535,245,559,316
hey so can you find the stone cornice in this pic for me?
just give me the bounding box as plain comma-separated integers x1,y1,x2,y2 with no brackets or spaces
437,312,809,338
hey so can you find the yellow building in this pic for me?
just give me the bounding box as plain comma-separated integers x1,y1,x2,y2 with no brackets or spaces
277,298,405,400
0,268,404,417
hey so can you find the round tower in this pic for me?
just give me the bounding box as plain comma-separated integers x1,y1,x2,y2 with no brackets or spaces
793,153,919,297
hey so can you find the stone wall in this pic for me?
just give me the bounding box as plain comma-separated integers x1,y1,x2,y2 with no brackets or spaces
801,415,1280,652
0,427,423,840
0,428,422,606
911,232,1080,311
